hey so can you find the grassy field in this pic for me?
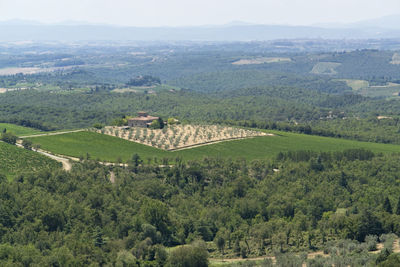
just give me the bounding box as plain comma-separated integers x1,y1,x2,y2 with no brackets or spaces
0,142,61,180
27,130,400,163
27,131,170,162
338,79,400,98
338,79,369,91
0,123,43,136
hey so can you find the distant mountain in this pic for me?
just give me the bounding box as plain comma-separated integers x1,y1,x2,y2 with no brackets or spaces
1,19,400,41
349,14,400,30
0,19,43,26
314,14,400,30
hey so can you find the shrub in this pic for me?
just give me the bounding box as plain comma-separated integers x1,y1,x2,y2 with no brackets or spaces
93,123,104,129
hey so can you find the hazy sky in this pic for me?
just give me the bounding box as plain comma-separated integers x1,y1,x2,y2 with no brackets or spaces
0,0,399,27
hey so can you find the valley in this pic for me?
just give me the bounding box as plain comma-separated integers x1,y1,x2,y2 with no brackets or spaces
2,41,400,266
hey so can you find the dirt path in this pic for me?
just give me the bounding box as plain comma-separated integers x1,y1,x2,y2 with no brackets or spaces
15,142,74,171
211,241,387,265
35,149,73,171
19,129,85,139
210,250,327,265
211,256,275,264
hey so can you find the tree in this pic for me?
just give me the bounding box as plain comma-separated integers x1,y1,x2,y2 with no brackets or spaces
116,250,138,267
127,75,161,86
93,227,106,248
93,123,104,129
378,253,400,267
356,209,383,242
396,196,400,215
383,197,393,214
155,245,168,266
376,248,391,265
215,236,225,255
22,139,33,150
1,132,17,145
129,153,143,173
141,200,170,239
166,241,208,267
150,118,165,129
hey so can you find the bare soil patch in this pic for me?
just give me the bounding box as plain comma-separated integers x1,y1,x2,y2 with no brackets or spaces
96,125,269,151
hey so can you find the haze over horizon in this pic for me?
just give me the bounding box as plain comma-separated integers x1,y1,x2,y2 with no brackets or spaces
1,0,400,27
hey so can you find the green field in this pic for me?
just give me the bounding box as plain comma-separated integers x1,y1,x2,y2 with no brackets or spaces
362,83,400,98
0,142,61,180
0,123,43,136
338,79,400,98
338,79,369,91
27,130,400,163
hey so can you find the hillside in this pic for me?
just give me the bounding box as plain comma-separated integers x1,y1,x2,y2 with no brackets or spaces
0,123,42,136
0,141,61,179
26,130,400,163
3,41,400,266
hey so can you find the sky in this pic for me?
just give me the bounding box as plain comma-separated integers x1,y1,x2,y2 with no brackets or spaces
0,0,400,27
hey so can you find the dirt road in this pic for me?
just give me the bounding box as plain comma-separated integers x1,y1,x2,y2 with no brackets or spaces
15,142,74,171
35,149,73,171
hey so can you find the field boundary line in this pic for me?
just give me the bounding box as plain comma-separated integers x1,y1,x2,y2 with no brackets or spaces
19,129,86,138
168,134,275,151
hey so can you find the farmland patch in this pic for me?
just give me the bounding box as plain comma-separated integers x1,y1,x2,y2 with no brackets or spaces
95,125,268,150
27,130,400,164
311,62,341,75
0,66,72,76
390,53,400,64
232,57,291,65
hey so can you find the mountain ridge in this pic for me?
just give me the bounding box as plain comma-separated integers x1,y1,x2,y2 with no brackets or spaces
1,16,400,41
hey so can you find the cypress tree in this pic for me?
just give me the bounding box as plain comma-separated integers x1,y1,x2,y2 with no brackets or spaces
383,197,393,214
396,196,400,215
93,227,105,248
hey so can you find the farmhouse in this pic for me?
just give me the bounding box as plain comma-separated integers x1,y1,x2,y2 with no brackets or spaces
128,112,159,128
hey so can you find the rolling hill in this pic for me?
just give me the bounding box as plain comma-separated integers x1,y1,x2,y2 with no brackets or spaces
26,130,400,163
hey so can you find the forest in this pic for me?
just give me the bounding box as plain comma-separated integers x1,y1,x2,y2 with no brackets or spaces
1,149,400,265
